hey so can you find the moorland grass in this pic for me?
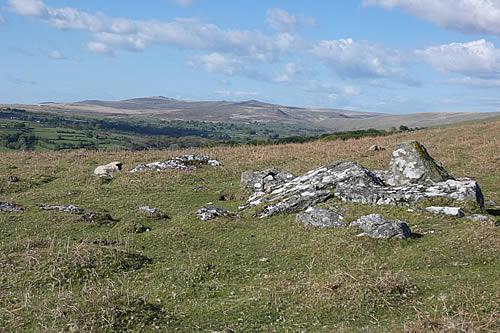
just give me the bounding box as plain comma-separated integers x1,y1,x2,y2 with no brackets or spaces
0,119,499,332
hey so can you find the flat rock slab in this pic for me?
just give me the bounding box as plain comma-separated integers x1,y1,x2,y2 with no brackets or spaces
196,206,233,221
138,206,169,219
131,155,222,173
296,206,346,228
241,168,295,193
0,202,24,212
350,214,412,239
40,204,85,214
425,206,465,217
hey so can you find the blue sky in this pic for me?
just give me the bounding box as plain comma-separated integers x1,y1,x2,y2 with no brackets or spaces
1,0,500,113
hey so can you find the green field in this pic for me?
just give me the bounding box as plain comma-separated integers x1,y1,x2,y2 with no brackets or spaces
0,119,498,332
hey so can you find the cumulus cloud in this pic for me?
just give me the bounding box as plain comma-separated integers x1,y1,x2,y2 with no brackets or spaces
188,53,241,75
8,0,281,60
363,0,500,36
87,41,114,55
274,63,305,83
266,8,315,32
8,0,46,16
418,39,500,78
49,49,65,59
310,38,413,84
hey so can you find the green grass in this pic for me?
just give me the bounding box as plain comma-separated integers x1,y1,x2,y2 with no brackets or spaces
0,119,499,332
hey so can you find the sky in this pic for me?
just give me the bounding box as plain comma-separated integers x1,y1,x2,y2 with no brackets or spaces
1,0,500,114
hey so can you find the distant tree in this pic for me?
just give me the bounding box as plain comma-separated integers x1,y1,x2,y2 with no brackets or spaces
399,125,410,131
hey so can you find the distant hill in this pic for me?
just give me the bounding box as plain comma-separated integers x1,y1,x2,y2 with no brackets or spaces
6,96,500,131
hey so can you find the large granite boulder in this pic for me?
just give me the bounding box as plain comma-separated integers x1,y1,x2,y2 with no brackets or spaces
350,214,411,239
131,155,222,173
296,207,346,228
94,161,123,179
241,168,295,193
386,141,451,186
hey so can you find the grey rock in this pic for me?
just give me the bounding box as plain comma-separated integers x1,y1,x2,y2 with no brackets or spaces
350,214,411,239
368,144,385,151
425,206,465,217
296,206,346,228
131,155,222,173
94,161,123,179
0,202,24,212
138,206,169,219
76,212,116,225
196,206,233,221
7,176,19,183
134,223,151,233
241,168,295,193
40,204,85,214
486,200,497,206
386,141,451,186
466,214,494,223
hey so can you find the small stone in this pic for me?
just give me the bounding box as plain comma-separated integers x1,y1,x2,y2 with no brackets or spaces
7,176,19,183
466,214,494,223
296,206,346,228
40,204,85,214
0,202,24,212
350,214,411,239
76,212,116,225
425,206,465,217
94,161,123,179
138,206,169,219
241,168,295,193
131,155,222,173
368,144,385,152
196,206,233,221
134,223,151,233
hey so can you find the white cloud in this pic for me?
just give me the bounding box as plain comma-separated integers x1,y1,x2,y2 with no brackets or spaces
215,90,258,99
418,39,500,78
8,0,46,17
9,0,281,60
310,38,411,83
274,63,304,83
188,53,241,75
174,0,194,6
363,0,500,36
447,76,500,88
49,49,64,59
266,8,315,32
87,41,114,55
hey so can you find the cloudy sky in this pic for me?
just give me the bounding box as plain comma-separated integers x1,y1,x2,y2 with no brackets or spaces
1,0,500,113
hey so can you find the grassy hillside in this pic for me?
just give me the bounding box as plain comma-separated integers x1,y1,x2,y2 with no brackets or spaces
0,119,499,332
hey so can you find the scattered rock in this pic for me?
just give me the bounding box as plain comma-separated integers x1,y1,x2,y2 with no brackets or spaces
350,214,412,239
466,214,494,223
138,206,169,219
134,223,151,233
386,141,452,186
76,212,116,225
425,206,465,217
94,161,123,179
7,176,19,183
0,202,24,212
40,204,85,214
130,155,222,173
368,144,385,152
241,168,295,193
296,206,346,228
196,206,234,221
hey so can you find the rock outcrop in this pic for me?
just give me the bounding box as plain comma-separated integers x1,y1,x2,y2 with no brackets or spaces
0,202,24,212
425,206,465,217
296,207,346,228
94,161,123,179
196,206,233,221
240,141,484,218
138,206,169,219
350,214,411,239
40,204,85,214
131,155,222,173
386,141,451,186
